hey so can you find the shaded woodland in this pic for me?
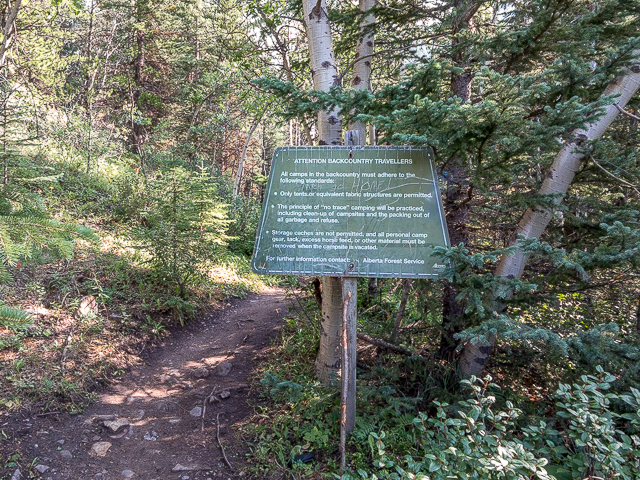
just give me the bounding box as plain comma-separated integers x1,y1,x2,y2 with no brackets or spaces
1,0,640,478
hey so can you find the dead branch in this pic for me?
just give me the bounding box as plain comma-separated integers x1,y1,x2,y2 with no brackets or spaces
356,332,419,357
217,413,233,470
615,102,640,121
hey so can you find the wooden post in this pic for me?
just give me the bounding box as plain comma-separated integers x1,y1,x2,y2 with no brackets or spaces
340,131,361,473
341,277,357,433
340,280,356,473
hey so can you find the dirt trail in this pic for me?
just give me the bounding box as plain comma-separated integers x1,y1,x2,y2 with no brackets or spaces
1,288,288,480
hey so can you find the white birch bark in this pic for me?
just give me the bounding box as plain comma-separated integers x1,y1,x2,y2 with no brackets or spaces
495,60,640,281
0,0,22,68
232,118,260,200
301,0,344,383
348,0,375,141
458,56,640,379
302,0,341,145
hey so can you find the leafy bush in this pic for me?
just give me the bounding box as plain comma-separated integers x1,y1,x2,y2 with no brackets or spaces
361,377,551,480
360,369,640,480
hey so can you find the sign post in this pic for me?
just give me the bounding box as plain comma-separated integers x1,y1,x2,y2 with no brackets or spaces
252,146,450,470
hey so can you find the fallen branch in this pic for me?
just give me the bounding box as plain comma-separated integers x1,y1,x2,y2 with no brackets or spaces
60,322,77,375
201,386,218,431
356,332,418,357
217,413,233,470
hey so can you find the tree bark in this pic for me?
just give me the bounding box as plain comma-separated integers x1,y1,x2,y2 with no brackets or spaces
348,0,375,142
314,275,343,382
302,0,341,145
438,0,478,362
0,0,22,69
458,54,640,379
302,0,344,383
392,279,411,343
233,116,261,200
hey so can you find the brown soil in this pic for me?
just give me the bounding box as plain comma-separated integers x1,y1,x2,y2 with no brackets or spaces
0,287,288,480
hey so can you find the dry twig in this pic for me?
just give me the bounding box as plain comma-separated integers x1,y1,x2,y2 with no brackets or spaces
217,413,233,470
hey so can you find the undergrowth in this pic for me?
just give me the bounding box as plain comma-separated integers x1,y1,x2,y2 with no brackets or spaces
0,151,276,415
245,279,640,479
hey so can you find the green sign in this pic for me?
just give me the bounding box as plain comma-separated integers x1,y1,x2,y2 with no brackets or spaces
251,147,450,277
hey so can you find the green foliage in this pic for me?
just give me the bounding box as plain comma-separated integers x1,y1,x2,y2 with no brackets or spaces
227,196,262,256
133,166,230,312
360,377,551,480
360,370,640,480
0,301,32,330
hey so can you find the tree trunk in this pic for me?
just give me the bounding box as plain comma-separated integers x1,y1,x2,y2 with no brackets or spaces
392,279,412,343
302,0,341,146
0,0,22,69
347,0,375,142
438,0,478,362
233,117,261,200
315,275,343,382
458,54,640,379
302,0,344,383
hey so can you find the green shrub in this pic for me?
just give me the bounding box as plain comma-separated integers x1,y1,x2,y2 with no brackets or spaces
133,166,230,306
360,369,640,480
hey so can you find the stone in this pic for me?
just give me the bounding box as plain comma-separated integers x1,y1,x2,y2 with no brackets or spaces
77,295,98,317
59,450,73,459
35,465,50,474
92,435,101,441
172,464,197,472
216,361,233,376
10,468,21,480
131,409,145,420
168,418,181,424
143,431,158,441
121,470,135,478
89,442,112,457
192,366,210,379
189,406,202,417
103,419,130,433
219,390,231,399
56,440,64,445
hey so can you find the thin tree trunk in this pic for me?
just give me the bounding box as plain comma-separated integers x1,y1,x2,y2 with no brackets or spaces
259,9,313,143
458,54,640,379
0,0,22,69
232,117,261,200
636,296,640,336
348,0,375,141
392,279,412,343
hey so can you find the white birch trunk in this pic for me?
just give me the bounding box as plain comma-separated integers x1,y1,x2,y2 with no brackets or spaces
0,0,22,68
458,56,640,379
302,0,341,145
495,60,640,281
232,118,260,200
348,0,375,141
302,0,344,383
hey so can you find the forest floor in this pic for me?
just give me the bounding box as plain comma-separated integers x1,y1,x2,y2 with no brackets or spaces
0,287,289,480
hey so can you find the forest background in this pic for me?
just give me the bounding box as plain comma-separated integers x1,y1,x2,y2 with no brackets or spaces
0,0,640,478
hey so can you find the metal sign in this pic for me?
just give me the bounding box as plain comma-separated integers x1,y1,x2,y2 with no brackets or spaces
252,146,450,277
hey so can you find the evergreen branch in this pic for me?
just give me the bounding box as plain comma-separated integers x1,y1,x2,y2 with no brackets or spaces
0,304,31,329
